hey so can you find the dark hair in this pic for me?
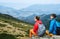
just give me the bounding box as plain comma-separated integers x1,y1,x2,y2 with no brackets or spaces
51,14,57,18
35,16,40,20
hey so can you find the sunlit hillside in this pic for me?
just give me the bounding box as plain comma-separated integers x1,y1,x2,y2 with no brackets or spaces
0,13,33,39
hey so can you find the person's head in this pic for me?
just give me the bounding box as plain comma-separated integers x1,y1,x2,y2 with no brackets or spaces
50,14,57,19
34,16,40,21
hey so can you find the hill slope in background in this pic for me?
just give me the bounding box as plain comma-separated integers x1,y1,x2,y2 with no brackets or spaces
0,13,33,39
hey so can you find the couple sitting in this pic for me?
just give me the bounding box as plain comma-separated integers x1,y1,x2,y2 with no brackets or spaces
29,14,59,38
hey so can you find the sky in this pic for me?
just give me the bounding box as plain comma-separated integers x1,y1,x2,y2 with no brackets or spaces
0,0,60,10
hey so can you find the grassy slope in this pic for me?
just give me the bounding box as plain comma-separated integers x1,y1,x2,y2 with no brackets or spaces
0,13,33,39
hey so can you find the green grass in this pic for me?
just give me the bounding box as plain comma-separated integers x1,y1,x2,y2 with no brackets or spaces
0,13,33,39
0,33,16,39
10,22,33,36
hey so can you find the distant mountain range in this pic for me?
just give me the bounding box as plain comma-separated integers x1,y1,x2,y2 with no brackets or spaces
0,4,60,24
0,6,21,17
19,4,60,15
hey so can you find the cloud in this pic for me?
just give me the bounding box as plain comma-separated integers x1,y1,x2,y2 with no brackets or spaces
0,0,60,9
0,0,60,4
0,0,60,3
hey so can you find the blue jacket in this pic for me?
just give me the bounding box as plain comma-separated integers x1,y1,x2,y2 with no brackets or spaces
49,19,56,35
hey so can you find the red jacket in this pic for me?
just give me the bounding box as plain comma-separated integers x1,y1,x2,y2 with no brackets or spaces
33,20,42,34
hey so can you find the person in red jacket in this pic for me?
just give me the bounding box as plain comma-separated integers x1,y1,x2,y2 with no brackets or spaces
29,16,42,38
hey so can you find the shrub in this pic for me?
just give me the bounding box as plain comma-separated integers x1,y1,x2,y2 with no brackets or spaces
0,33,16,39
0,24,6,27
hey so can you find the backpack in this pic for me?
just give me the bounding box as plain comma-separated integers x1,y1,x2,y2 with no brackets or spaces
56,21,60,35
38,24,46,37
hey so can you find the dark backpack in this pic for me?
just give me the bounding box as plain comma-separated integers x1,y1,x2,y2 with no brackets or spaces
56,21,60,35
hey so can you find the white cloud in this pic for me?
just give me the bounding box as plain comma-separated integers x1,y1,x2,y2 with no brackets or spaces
0,0,60,4
0,0,60,9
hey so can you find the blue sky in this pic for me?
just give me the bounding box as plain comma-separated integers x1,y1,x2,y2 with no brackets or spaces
0,0,60,9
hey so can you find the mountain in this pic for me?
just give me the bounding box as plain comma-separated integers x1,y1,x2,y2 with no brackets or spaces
56,15,60,22
19,4,60,15
17,4,60,24
18,13,60,29
0,13,20,21
0,6,21,17
18,14,46,24
0,4,60,19
0,5,40,18
0,5,60,25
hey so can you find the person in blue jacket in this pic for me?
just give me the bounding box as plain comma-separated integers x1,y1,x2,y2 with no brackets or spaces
46,14,57,37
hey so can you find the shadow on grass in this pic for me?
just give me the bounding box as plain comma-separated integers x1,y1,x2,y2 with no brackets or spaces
0,33,16,39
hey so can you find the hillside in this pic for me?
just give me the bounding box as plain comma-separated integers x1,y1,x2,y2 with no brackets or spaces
0,13,33,39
